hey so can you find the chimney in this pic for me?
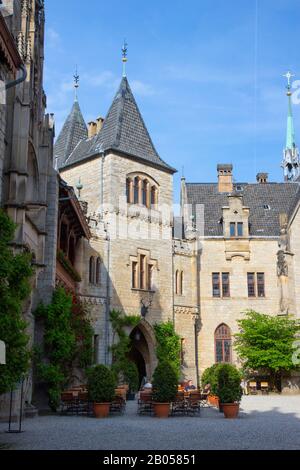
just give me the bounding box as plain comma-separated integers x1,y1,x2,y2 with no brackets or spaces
96,117,104,133
88,121,97,138
217,164,233,193
256,173,269,184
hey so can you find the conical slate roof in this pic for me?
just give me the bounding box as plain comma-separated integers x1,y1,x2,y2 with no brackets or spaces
54,100,88,169
61,77,176,174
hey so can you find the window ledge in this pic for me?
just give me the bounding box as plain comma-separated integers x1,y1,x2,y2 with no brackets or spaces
131,288,155,294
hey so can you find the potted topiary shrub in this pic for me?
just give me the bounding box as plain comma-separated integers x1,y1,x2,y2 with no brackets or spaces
152,361,178,418
215,364,243,419
87,365,116,418
123,361,139,400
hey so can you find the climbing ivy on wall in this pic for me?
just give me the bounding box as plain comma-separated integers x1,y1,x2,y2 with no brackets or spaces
0,210,33,395
34,287,94,410
154,321,181,376
109,310,140,379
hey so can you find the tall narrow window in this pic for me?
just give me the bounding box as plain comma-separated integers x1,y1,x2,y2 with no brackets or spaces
151,186,157,206
257,273,265,297
96,258,101,285
134,177,139,204
148,264,153,290
222,273,230,298
175,270,179,295
142,180,147,206
215,324,232,364
126,178,131,203
237,222,244,237
230,222,236,237
247,273,256,297
180,271,184,296
89,257,95,284
132,262,138,289
140,255,146,290
212,273,221,298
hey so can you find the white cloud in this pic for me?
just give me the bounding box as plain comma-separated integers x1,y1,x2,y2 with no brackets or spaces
130,80,156,97
46,28,61,48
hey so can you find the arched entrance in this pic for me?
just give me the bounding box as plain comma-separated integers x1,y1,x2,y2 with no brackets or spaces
128,321,156,388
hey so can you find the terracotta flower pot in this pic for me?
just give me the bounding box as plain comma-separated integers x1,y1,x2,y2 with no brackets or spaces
153,403,170,418
222,403,240,419
93,403,111,419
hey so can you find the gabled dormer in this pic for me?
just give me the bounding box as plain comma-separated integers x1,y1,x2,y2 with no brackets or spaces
222,193,250,260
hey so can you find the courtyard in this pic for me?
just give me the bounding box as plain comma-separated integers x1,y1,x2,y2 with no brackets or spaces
0,396,299,451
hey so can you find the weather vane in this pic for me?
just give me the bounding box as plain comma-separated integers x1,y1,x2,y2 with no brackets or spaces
284,71,295,90
122,40,128,77
74,66,79,100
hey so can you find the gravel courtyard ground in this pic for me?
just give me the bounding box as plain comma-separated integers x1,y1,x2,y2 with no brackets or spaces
0,396,299,450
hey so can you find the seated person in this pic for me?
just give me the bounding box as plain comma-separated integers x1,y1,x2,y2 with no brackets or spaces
203,383,211,394
185,380,196,392
143,380,153,390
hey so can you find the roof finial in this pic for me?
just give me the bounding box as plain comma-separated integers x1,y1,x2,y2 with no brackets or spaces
122,40,128,78
283,71,295,95
74,66,79,101
282,71,300,182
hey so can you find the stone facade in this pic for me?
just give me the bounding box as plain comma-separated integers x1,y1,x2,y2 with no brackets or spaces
0,0,57,419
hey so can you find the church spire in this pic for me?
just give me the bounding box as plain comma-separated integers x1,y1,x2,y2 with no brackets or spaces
282,71,300,181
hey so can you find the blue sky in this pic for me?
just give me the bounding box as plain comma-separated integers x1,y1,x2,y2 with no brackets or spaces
44,0,300,202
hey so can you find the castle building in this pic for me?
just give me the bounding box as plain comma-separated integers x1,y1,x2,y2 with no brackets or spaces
56,57,300,391
0,0,57,419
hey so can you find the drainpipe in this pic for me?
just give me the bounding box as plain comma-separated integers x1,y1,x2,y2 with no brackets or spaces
5,64,27,90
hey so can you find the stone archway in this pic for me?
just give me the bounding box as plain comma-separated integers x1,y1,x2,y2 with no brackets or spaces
128,320,157,387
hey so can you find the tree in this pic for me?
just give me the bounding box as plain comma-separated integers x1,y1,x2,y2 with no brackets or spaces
235,310,300,390
0,210,33,394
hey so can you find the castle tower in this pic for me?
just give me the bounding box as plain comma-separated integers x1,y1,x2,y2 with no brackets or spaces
282,71,300,181
54,72,88,169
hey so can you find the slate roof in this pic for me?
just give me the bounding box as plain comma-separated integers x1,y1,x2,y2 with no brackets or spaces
60,77,176,174
186,182,300,237
54,100,88,169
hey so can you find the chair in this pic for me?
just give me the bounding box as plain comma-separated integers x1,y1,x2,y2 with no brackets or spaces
186,391,201,416
138,391,153,415
110,396,126,415
249,381,258,395
60,392,78,415
77,391,90,414
171,392,186,416
260,382,269,395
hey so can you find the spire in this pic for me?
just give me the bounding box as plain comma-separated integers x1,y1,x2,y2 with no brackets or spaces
54,86,88,169
122,40,128,78
282,71,300,182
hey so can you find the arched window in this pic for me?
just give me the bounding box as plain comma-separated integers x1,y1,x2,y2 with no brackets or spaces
215,324,232,364
134,177,140,204
89,257,95,284
180,271,184,296
142,179,148,207
96,258,101,285
126,178,132,204
151,186,158,206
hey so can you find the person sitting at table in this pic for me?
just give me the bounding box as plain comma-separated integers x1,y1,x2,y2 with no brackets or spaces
143,380,152,390
185,380,196,392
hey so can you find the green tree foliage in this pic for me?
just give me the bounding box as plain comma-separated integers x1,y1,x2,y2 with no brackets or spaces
109,310,140,380
235,310,300,389
0,210,33,394
154,321,181,376
201,364,221,390
87,364,116,403
123,361,139,393
34,287,93,410
152,361,178,403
